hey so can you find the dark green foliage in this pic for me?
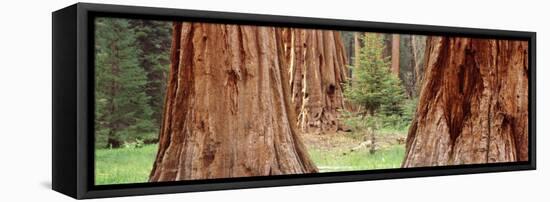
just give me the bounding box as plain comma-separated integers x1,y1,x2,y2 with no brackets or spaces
344,33,406,117
343,33,407,154
129,20,172,127
95,18,159,148
379,98,417,130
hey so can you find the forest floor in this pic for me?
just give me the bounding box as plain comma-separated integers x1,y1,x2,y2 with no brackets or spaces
95,130,407,185
302,131,407,172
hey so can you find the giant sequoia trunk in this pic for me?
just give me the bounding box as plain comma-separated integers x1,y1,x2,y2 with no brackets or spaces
402,37,529,167
278,28,348,134
149,23,317,181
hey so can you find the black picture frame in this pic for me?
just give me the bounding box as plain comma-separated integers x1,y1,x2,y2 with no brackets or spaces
52,2,536,199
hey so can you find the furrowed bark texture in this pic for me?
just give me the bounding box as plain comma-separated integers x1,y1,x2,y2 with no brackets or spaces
149,22,318,182
402,37,529,167
279,28,348,134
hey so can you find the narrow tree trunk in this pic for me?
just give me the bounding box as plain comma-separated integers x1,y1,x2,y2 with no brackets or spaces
149,23,317,181
410,36,419,97
106,41,120,148
279,28,348,134
410,35,419,82
382,34,392,59
391,34,400,75
399,35,416,98
402,37,529,167
411,35,427,96
354,32,361,71
107,136,121,148
369,129,376,154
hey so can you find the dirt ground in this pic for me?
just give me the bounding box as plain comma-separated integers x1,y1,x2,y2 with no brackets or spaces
301,131,407,153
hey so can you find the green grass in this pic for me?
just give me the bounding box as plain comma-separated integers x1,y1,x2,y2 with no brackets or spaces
95,143,405,185
308,145,405,172
377,127,409,135
95,144,157,185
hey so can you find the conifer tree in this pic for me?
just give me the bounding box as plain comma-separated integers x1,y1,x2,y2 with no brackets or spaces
129,20,171,127
344,33,405,153
95,18,154,148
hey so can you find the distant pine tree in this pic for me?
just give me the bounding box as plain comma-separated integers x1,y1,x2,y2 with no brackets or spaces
344,33,406,154
345,33,405,117
95,18,154,148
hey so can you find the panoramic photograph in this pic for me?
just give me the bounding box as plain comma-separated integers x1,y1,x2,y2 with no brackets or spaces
93,17,529,185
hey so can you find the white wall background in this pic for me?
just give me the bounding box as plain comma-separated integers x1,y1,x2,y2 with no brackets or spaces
0,0,547,201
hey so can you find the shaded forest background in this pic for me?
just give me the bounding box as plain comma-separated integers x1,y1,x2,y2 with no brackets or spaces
95,18,425,150
95,18,171,148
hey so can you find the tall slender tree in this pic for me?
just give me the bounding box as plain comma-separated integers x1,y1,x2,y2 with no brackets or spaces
354,32,361,73
95,18,154,148
344,33,406,154
410,35,427,96
391,34,401,75
398,35,416,98
129,20,172,128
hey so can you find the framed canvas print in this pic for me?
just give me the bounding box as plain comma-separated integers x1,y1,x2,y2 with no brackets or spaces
52,3,536,199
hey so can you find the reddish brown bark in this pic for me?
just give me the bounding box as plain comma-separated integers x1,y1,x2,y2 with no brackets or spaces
279,28,348,134
149,23,317,181
391,34,400,75
402,37,529,167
